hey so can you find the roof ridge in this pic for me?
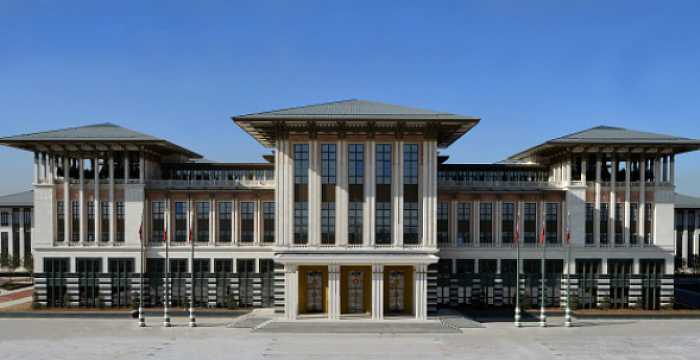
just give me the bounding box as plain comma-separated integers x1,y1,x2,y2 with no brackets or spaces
237,99,359,117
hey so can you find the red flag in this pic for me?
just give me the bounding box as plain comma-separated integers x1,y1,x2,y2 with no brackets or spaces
138,221,143,241
514,213,520,244
163,221,167,242
539,220,546,245
565,222,571,245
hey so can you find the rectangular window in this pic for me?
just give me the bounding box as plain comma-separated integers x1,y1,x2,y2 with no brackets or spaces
376,144,392,244
71,200,80,242
480,203,493,244
100,201,109,241
87,201,95,242
437,202,449,245
294,144,309,244
116,202,125,242
348,144,364,245
404,144,420,245
545,203,558,244
585,203,594,245
0,212,8,226
56,201,65,242
321,202,335,244
524,203,537,244
348,144,364,185
457,203,471,246
645,203,653,244
630,203,638,245
615,203,624,245
263,202,274,243
197,201,209,242
0,233,7,258
403,202,419,245
240,201,255,243
375,202,392,245
600,203,609,245
175,202,187,242
502,203,514,244
348,202,363,245
151,201,164,242
218,202,232,243
321,144,336,245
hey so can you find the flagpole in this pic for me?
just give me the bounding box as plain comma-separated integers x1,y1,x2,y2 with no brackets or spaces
163,199,171,327
565,211,573,327
514,206,521,328
189,196,197,327
539,218,547,328
138,211,145,327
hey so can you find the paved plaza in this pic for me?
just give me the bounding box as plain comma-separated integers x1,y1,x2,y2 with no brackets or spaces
0,316,699,359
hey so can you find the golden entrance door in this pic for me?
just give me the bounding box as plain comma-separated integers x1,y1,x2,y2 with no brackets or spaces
384,266,414,316
298,266,328,314
341,266,371,315
347,271,365,313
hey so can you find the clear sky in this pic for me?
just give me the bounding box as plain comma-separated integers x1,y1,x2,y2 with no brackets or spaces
1,1,699,196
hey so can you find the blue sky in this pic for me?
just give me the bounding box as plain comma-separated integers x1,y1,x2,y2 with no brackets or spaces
1,1,699,196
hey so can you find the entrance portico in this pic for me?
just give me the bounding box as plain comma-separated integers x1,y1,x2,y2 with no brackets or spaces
278,253,436,321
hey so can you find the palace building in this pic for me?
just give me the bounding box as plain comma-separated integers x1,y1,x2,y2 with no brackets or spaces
1,99,700,319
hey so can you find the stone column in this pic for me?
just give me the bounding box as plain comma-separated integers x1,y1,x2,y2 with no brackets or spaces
594,154,601,246
581,157,587,183
63,157,70,243
495,200,502,247
365,140,375,246
284,265,298,320
94,157,101,243
624,156,631,245
309,140,321,246
124,152,130,183
108,153,115,243
670,154,676,186
371,264,384,320
328,264,341,320
450,200,458,247
414,264,428,320
139,151,145,183
232,198,239,245
336,139,348,246
654,156,661,185
79,158,85,243
474,200,480,246
393,141,404,247
639,156,646,242
211,196,217,245
682,210,689,266
609,155,617,244
33,152,39,184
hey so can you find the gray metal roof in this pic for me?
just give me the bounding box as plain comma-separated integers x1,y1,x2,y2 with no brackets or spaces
0,190,33,207
0,123,202,159
508,125,700,161
235,99,478,120
676,193,700,209
0,123,160,141
550,126,699,144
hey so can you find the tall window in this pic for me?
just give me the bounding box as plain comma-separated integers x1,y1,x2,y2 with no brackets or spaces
348,144,364,245
196,201,209,242
23,209,31,257
585,203,594,245
437,202,449,245
614,203,624,245
87,201,95,242
293,144,309,244
0,233,7,259
348,202,363,245
240,202,255,243
545,203,558,244
100,201,109,241
480,203,493,244
321,144,336,245
263,202,274,243
502,203,514,244
457,203,471,246
376,144,392,244
0,212,8,226
151,201,165,242
72,200,80,242
116,202,125,242
644,203,653,244
630,203,638,245
218,202,232,243
524,203,537,244
404,144,420,244
175,202,187,242
600,203,609,245
56,201,65,242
